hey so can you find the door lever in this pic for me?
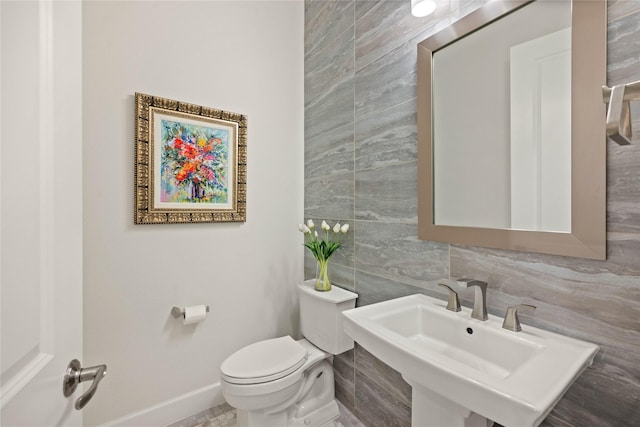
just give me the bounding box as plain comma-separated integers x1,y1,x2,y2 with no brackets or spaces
63,359,107,410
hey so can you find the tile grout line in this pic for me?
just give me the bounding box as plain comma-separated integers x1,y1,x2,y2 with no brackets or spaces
351,0,358,417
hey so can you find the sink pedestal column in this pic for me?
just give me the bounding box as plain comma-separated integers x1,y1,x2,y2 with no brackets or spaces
409,382,490,427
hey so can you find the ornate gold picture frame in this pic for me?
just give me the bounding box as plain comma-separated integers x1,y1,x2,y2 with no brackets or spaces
134,93,247,224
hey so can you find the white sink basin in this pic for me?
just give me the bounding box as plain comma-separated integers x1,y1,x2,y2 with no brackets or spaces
342,294,598,427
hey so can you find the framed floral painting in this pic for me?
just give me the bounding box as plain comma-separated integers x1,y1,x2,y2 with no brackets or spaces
134,93,247,224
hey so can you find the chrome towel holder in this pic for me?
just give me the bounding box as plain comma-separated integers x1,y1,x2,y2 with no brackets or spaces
602,80,640,145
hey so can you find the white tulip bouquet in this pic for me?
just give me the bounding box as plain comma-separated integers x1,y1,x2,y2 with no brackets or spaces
298,219,349,291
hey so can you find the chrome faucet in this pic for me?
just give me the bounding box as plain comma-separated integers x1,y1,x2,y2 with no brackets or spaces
456,278,488,321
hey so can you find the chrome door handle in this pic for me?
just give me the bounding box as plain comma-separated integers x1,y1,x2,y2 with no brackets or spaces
63,359,107,410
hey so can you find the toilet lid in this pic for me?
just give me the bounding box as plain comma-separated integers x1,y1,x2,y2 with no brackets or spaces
220,336,308,385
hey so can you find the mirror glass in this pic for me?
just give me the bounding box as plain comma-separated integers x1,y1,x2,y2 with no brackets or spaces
417,0,607,259
432,1,571,232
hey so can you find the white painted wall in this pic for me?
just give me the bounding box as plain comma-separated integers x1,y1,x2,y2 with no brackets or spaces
82,1,304,425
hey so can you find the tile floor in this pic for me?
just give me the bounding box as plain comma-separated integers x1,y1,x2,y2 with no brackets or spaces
335,401,366,427
166,400,365,427
166,402,236,427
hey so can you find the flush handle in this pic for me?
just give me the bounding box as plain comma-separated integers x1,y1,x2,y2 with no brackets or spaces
63,359,107,410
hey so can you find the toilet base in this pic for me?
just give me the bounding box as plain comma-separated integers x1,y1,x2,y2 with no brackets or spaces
234,358,339,427
238,399,340,427
288,399,340,427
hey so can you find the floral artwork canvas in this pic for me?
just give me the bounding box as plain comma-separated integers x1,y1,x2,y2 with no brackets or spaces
134,92,247,224
160,119,229,204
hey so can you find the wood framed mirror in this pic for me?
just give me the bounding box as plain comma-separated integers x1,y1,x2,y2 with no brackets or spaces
417,0,607,260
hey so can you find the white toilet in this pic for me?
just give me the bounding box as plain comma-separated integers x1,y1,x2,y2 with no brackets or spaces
220,280,358,427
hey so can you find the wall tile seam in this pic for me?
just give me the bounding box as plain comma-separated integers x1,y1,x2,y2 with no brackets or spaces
607,7,640,23
301,215,354,223
303,144,355,163
303,79,356,121
303,134,356,149
351,2,424,74
305,115,356,142
352,0,358,299
305,167,356,180
353,37,421,82
351,377,411,410
352,41,414,83
350,218,419,225
606,231,640,240
324,263,356,273
353,95,417,132
303,78,355,96
303,52,356,85
303,21,356,66
303,0,356,58
304,170,355,183
349,357,356,412
303,175,353,188
353,267,447,290
352,366,411,406
304,130,355,148
304,56,356,113
448,241,452,282
352,40,419,77
305,119,355,143
334,353,357,405
352,4,478,75
353,52,401,79
604,232,640,247
304,142,356,170
451,236,640,265
354,158,417,174
351,373,412,425
353,215,418,225
354,94,416,118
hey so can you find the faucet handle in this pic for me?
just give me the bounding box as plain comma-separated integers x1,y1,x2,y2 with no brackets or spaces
437,284,461,312
502,304,536,332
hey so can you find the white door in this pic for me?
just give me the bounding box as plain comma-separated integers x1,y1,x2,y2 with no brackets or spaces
510,27,572,232
1,1,86,425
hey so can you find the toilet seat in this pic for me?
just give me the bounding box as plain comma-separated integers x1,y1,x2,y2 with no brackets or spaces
221,336,308,385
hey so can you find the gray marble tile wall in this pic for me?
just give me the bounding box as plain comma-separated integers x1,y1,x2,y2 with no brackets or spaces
304,0,640,426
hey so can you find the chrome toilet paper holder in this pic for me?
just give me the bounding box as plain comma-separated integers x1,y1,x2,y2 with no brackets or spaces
171,305,210,319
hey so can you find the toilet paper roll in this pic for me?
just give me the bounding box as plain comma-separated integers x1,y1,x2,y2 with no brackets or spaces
183,305,207,325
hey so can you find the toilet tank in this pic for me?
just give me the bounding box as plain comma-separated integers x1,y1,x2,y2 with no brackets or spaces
298,280,358,355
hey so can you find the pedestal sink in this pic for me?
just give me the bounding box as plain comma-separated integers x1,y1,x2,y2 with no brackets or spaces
342,294,598,427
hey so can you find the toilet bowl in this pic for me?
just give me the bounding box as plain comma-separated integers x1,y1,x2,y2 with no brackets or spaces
220,280,358,427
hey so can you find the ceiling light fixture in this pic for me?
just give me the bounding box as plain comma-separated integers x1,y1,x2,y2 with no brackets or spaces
411,0,437,17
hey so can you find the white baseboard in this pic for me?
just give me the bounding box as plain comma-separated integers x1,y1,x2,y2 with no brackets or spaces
98,382,225,427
